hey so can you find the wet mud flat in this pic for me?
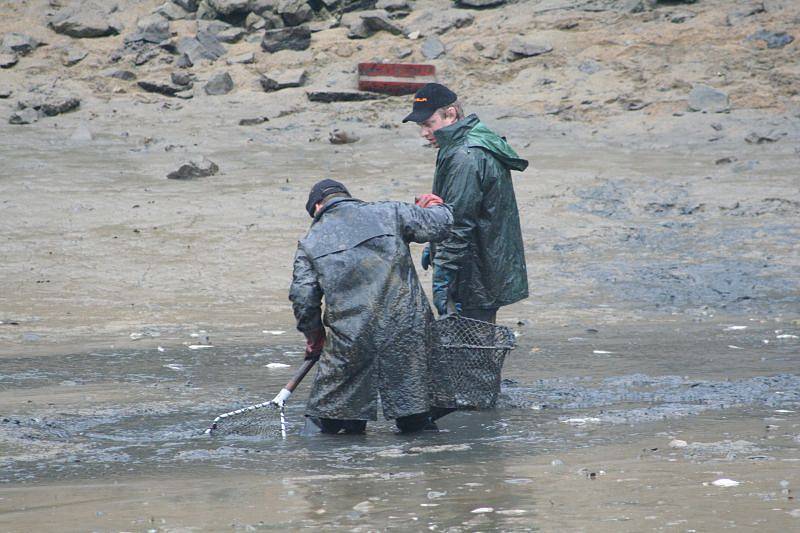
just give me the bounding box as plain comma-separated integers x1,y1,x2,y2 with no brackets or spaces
1,321,799,531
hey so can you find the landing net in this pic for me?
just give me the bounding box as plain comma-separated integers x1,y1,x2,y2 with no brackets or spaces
206,400,287,437
429,315,516,409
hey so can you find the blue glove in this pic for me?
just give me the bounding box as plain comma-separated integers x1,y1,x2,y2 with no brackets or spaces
432,266,459,316
421,245,431,270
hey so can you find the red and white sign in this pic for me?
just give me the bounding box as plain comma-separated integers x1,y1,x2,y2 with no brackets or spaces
357,63,436,95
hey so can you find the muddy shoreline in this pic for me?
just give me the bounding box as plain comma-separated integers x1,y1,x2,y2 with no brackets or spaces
2,0,799,529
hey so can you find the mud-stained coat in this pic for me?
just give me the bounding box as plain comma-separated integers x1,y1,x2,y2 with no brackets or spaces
431,114,529,310
289,198,453,421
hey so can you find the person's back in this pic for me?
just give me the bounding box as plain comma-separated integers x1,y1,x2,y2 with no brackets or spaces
290,186,452,432
299,199,431,342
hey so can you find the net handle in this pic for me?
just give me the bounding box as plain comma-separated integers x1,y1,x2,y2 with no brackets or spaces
286,358,316,393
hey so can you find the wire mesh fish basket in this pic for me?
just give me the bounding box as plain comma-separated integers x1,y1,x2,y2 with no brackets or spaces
429,315,516,409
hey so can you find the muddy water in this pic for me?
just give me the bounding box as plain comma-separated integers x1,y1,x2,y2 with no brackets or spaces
1,96,799,529
2,321,799,531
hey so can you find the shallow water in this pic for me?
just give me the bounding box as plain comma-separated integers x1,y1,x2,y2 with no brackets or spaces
2,322,799,530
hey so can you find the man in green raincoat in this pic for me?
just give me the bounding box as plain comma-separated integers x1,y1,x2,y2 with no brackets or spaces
403,83,529,324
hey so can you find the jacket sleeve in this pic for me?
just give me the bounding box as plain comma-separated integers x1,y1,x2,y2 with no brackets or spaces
288,245,323,333
396,202,453,244
434,149,483,271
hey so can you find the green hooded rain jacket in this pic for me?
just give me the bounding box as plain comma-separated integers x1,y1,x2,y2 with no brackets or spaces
431,114,529,311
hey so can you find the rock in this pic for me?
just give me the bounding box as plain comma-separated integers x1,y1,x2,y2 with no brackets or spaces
0,53,17,69
346,19,371,39
329,129,360,144
307,90,386,103
167,157,219,179
578,59,601,74
215,27,246,43
171,71,194,86
196,29,228,56
204,71,234,95
251,0,279,15
277,0,313,27
9,107,40,125
239,116,269,125
260,68,307,91
456,0,505,7
261,27,311,52
0,87,12,99
227,52,255,64
669,11,696,24
421,36,445,59
745,130,786,144
176,34,225,64
195,0,220,20
62,47,88,66
106,69,137,81
362,10,403,34
669,439,688,448
377,0,410,13
176,89,194,99
2,33,40,55
687,84,730,113
49,2,121,38
616,0,652,13
245,13,266,30
406,10,473,36
482,45,501,60
198,20,233,34
747,30,794,49
133,48,159,66
726,3,765,26
126,14,172,44
176,53,193,68
138,80,183,96
43,97,80,116
18,95,81,117
346,10,403,39
155,1,193,21
207,0,251,15
508,38,553,59
395,46,412,59
262,11,285,30
174,0,199,11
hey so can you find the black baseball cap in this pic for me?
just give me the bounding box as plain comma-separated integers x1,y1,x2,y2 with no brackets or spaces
306,179,350,217
402,83,458,123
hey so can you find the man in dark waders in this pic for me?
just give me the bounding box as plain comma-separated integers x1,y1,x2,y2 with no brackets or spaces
403,83,530,325
290,179,453,434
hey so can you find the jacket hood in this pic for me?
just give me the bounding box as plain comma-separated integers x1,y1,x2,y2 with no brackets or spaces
435,114,528,172
466,119,529,172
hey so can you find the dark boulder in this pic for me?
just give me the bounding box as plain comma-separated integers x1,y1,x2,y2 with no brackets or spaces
261,27,311,52
48,2,121,38
204,71,234,95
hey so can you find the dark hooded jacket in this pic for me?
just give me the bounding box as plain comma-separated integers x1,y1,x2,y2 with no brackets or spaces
289,198,453,420
431,114,529,310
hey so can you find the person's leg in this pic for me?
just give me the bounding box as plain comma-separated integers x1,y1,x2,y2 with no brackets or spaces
429,406,457,421
339,419,367,435
305,417,367,434
460,308,498,324
395,411,437,433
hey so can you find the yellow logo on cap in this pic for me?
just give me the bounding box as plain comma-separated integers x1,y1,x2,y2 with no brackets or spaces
415,97,428,102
